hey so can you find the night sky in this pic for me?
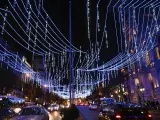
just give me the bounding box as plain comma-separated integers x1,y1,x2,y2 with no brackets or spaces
0,0,127,88
43,0,120,64
0,0,122,66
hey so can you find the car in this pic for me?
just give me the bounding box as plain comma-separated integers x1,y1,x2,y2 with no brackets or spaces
99,103,152,120
100,98,115,110
0,108,16,119
89,104,98,110
11,105,49,120
48,104,59,111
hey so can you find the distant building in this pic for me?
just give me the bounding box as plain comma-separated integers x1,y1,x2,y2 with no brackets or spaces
32,56,45,81
11,89,24,98
123,42,160,104
108,37,160,104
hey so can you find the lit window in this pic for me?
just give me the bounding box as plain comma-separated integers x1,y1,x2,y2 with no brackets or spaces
148,73,159,88
122,88,124,92
133,29,136,35
155,79,159,88
155,47,160,60
135,78,139,85
148,73,153,81
145,51,150,65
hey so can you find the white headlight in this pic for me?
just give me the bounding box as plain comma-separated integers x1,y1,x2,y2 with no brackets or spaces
14,108,21,113
99,112,102,116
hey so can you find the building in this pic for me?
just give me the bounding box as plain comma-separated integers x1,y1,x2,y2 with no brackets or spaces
108,37,160,104
32,56,46,82
122,42,160,104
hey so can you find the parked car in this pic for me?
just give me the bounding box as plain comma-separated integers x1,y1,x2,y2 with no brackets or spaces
0,108,16,119
99,103,152,120
89,104,98,110
100,98,115,110
11,105,49,120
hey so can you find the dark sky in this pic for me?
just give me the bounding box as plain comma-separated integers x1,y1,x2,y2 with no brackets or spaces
43,0,120,64
0,0,127,87
0,0,121,66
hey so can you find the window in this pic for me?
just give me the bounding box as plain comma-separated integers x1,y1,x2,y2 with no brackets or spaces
148,73,159,88
155,79,159,88
155,47,160,60
135,78,139,85
145,51,150,65
148,73,153,81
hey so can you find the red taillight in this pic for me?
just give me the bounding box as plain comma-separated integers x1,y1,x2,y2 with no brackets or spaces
148,114,152,118
115,114,121,119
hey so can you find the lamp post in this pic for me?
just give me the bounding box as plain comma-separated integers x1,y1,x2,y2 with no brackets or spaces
25,73,30,78
121,69,131,103
140,88,145,104
69,0,74,105
43,84,47,103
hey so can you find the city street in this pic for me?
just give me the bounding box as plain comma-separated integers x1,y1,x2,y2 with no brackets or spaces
49,111,61,120
77,106,100,120
77,106,160,120
1,0,160,120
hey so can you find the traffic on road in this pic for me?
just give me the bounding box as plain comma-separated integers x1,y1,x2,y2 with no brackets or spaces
0,95,160,120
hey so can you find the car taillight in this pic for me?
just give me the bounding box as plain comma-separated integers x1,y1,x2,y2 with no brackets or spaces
115,114,121,119
148,114,152,118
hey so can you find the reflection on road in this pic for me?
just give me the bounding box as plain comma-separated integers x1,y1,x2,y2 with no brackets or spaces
49,111,61,120
77,106,100,120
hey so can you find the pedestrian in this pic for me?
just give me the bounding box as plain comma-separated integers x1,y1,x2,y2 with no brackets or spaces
60,104,79,120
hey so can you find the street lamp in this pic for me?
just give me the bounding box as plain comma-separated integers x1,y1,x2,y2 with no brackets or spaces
140,88,145,92
139,88,145,104
44,84,47,88
25,73,30,77
115,91,118,94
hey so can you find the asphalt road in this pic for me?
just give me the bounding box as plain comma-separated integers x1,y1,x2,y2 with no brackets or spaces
77,106,100,120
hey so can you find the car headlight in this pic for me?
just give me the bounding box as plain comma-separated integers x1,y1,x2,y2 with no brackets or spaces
61,105,64,108
65,105,69,108
99,112,103,116
13,108,21,113
54,107,58,109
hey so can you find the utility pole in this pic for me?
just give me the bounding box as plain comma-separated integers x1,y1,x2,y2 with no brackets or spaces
69,0,73,105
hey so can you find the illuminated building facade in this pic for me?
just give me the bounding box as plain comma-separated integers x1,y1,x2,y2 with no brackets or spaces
124,42,160,104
